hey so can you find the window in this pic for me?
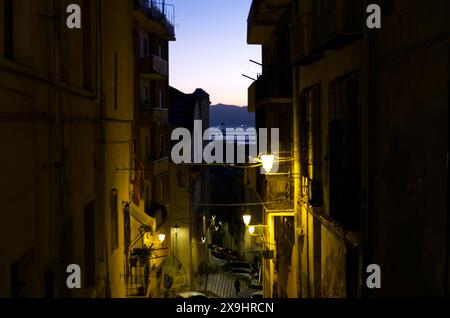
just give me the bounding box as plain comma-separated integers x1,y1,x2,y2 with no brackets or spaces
143,38,149,57
275,217,295,265
159,89,163,108
158,45,162,58
3,0,13,60
11,249,34,298
84,201,96,286
110,190,119,252
160,134,165,157
328,73,361,230
143,86,149,107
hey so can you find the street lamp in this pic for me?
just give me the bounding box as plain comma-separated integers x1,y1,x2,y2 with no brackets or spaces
173,224,179,266
243,214,252,226
261,155,275,173
248,226,256,235
158,233,166,243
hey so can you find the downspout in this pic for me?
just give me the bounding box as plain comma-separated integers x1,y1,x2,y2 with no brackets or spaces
292,65,302,297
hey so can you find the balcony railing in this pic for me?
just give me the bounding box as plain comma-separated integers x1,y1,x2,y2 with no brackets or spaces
139,55,168,78
313,0,363,50
290,12,323,65
134,0,175,36
143,157,169,180
248,68,292,110
258,162,294,212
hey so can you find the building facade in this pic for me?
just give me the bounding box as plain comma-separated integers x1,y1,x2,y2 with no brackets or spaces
0,0,135,298
247,0,449,298
168,87,211,295
125,0,176,298
0,0,177,298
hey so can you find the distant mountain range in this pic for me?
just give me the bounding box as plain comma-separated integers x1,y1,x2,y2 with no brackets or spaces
209,104,255,129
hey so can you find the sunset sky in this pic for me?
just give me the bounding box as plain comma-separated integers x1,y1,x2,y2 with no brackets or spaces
169,0,262,106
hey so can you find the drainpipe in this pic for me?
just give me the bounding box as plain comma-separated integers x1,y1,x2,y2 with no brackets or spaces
292,65,302,298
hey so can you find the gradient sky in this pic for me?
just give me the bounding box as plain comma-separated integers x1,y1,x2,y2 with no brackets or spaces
169,0,262,106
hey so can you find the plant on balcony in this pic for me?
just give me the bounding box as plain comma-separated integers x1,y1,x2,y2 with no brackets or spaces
131,247,153,263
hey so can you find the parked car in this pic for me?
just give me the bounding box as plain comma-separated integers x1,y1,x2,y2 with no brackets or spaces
249,279,263,290
212,247,227,259
231,268,253,281
225,250,241,261
222,261,252,272
251,290,263,299
176,291,209,299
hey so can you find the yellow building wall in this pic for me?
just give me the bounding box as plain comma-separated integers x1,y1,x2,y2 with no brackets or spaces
0,0,135,298
100,0,135,298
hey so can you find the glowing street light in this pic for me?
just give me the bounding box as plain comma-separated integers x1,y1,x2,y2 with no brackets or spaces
158,233,166,243
248,226,256,235
261,155,275,173
243,214,252,226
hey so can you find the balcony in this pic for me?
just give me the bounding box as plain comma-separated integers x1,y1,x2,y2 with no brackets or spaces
143,158,169,180
247,0,290,44
139,55,168,79
135,103,168,126
259,162,294,213
248,68,292,112
134,0,175,40
290,12,323,65
313,0,363,50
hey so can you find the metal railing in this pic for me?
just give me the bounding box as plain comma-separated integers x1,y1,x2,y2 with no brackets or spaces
139,54,169,78
254,68,292,103
313,0,363,48
135,0,175,35
290,11,320,64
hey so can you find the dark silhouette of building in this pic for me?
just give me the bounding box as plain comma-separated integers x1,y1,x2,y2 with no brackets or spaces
247,0,449,298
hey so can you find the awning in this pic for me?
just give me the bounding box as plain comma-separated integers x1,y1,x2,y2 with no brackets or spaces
130,203,156,231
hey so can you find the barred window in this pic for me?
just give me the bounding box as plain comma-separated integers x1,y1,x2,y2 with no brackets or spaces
275,216,295,265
